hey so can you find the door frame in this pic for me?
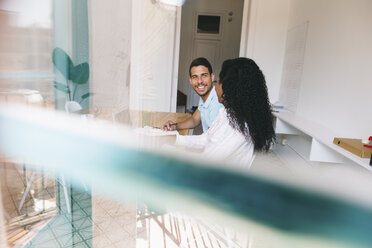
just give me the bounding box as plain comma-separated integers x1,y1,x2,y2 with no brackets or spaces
170,6,183,112
170,0,251,112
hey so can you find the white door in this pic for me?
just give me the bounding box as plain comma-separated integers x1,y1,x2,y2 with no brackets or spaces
178,0,245,110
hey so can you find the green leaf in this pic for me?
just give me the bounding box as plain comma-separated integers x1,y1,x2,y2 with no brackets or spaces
81,92,94,100
52,48,73,80
70,63,89,84
53,82,70,94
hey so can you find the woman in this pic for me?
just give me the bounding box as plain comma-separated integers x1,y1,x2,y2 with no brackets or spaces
175,57,276,168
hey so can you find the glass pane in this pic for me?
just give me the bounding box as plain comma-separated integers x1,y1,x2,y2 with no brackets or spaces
197,15,220,34
1,1,372,248
0,1,57,246
0,0,53,74
0,0,55,108
2,104,372,248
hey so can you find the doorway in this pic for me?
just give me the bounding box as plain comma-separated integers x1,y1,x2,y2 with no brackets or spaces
177,0,245,112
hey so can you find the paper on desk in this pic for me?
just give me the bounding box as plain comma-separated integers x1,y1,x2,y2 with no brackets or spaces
134,126,178,136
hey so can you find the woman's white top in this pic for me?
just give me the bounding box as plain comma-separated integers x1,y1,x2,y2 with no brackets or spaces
176,107,255,168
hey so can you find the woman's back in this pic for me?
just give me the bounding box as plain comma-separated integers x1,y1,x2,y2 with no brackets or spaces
176,107,255,168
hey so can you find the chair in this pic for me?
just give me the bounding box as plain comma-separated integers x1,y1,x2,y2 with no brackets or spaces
20,101,86,214
18,167,72,214
65,101,82,113
13,102,84,215
18,167,37,213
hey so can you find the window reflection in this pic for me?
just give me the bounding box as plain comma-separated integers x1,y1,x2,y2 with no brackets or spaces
0,0,53,73
0,0,56,246
0,0,54,108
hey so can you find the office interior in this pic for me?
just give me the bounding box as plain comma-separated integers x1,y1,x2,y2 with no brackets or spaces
0,0,372,247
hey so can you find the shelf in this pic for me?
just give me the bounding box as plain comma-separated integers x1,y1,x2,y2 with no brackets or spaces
273,111,371,171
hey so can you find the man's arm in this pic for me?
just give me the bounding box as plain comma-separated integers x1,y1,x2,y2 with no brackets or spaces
163,109,201,131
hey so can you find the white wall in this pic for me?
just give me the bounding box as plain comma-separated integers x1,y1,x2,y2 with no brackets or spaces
243,0,290,103
89,0,131,108
287,0,372,138
130,1,179,112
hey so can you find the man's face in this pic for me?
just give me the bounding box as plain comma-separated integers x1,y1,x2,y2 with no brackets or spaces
189,65,214,98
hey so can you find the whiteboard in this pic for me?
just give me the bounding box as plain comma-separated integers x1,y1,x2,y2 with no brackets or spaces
279,22,309,113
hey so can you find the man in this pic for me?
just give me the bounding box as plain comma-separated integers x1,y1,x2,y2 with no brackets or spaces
163,57,223,132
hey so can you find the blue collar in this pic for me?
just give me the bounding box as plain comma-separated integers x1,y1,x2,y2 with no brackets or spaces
199,86,216,108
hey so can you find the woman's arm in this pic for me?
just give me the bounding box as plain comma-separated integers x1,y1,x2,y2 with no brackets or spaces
175,132,207,150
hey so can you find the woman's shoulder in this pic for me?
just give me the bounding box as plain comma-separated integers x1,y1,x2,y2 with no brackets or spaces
218,106,226,115
214,107,227,122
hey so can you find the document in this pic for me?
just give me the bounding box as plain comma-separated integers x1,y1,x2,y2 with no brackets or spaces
134,126,178,136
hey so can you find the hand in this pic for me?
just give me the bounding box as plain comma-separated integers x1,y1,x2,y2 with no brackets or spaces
162,120,177,131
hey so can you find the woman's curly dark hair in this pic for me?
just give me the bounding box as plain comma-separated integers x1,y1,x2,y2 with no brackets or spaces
219,58,276,152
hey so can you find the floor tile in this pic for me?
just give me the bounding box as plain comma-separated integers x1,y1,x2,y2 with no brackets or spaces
51,224,73,238
55,233,74,247
105,228,131,244
28,229,56,246
72,216,92,230
29,238,61,248
78,226,93,240
92,235,112,247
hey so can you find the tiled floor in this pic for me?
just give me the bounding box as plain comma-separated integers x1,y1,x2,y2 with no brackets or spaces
23,190,136,248
1,160,57,247
2,150,292,248
92,195,136,248
137,207,251,248
1,161,56,218
24,197,253,248
26,190,93,248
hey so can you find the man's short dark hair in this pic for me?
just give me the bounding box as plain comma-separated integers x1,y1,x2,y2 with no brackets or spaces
189,57,213,76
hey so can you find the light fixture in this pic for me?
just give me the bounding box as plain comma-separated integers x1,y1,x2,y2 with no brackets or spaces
159,0,186,6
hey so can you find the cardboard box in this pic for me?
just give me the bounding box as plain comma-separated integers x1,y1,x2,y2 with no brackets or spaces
333,138,372,158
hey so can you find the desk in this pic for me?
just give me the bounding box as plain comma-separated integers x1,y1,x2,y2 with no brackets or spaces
274,111,371,171
79,107,191,135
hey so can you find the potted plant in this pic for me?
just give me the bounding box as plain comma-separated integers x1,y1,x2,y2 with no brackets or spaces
52,47,91,104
